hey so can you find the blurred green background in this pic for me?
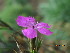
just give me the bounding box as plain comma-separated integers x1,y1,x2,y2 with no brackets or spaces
0,0,70,53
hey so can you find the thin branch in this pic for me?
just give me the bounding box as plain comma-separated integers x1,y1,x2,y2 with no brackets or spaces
0,19,23,37
0,19,25,53
11,33,23,53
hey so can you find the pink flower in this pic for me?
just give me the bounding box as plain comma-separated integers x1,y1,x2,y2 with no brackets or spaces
16,16,53,39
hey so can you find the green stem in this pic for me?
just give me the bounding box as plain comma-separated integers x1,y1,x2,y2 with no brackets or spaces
29,38,37,53
29,39,32,53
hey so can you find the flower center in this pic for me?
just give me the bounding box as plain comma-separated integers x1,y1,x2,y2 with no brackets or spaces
33,26,34,29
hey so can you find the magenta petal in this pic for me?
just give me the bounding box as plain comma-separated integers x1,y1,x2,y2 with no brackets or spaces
36,22,51,28
26,16,36,23
38,28,53,36
22,28,37,39
26,16,36,26
16,16,36,27
16,16,28,27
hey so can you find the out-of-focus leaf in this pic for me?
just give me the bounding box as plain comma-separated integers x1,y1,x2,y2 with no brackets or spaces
0,27,8,30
